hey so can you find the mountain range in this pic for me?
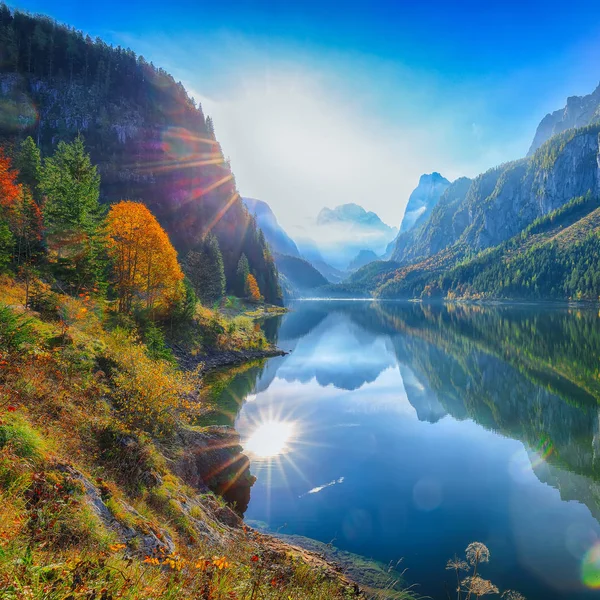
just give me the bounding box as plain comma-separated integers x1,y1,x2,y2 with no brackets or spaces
241,195,400,293
245,78,600,303
241,197,357,295
344,82,600,301
304,203,398,270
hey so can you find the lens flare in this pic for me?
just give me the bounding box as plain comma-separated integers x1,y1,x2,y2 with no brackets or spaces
529,435,554,469
0,95,38,131
413,477,443,511
582,542,600,588
244,420,295,458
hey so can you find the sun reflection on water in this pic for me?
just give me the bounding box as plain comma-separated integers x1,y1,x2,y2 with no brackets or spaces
244,420,296,458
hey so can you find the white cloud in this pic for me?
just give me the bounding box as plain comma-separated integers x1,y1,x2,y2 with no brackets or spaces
195,68,436,230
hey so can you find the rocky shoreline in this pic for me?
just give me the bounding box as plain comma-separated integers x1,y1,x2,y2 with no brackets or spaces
165,346,391,596
172,344,287,374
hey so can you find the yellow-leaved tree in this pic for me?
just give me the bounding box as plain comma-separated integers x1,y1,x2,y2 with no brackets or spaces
246,273,262,302
106,201,184,314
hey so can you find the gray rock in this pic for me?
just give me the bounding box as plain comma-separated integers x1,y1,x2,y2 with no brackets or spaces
399,172,450,234
528,82,600,155
174,426,256,517
58,464,175,556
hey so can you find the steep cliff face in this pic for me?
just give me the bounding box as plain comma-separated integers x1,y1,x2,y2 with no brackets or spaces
399,172,450,233
392,176,472,263
465,128,600,250
528,82,600,155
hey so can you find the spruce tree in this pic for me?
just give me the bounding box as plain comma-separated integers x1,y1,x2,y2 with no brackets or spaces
40,135,101,234
39,135,104,292
206,234,226,301
0,222,14,271
15,136,41,204
235,253,250,297
184,234,226,305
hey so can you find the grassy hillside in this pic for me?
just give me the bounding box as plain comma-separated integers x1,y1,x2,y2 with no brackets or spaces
0,274,389,599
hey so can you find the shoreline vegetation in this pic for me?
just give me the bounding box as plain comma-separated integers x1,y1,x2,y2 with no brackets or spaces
0,270,396,599
292,295,600,309
0,128,386,596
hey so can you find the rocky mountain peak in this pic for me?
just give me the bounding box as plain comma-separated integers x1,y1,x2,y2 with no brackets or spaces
316,203,394,232
399,172,451,233
528,82,600,155
242,197,300,257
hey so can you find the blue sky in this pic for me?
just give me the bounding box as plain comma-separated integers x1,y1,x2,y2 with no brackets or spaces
10,0,600,231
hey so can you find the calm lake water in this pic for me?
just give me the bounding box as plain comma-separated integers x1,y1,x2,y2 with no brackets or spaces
221,300,600,599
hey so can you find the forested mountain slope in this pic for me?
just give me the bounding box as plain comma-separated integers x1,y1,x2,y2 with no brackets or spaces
372,121,600,301
378,192,600,300
393,123,600,267
273,253,328,296
0,5,281,303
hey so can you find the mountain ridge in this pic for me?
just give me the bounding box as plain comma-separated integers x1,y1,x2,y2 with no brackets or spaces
317,203,395,232
346,86,600,301
242,197,300,257
528,82,600,155
0,7,282,303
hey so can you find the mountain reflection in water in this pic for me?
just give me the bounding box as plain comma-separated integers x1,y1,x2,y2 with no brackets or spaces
210,301,600,599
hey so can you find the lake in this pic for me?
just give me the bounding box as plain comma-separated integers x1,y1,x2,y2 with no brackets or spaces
219,300,600,599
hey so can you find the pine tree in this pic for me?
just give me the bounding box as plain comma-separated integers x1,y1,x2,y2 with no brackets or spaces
41,135,101,234
206,116,215,139
0,221,13,271
205,234,226,301
12,187,43,265
39,135,104,291
235,253,250,297
15,136,41,204
184,234,225,305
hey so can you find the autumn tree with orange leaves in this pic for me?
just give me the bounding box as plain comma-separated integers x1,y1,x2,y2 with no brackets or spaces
246,273,262,302
0,149,43,267
106,201,184,315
